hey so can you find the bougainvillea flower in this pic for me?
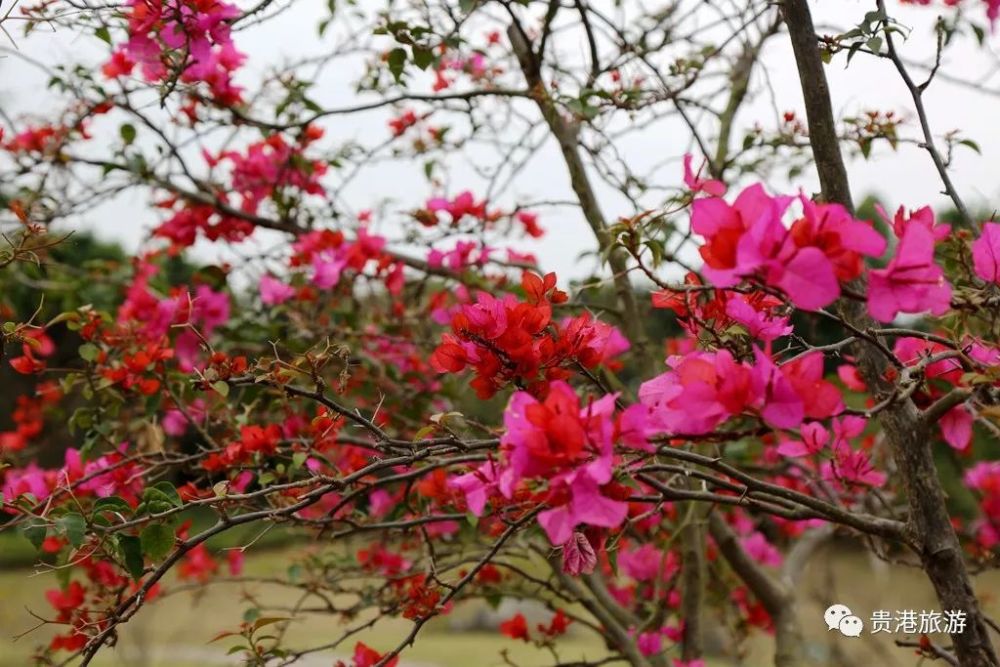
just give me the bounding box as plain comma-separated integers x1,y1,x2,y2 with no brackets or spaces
867,222,951,322
682,153,726,197
972,222,1000,284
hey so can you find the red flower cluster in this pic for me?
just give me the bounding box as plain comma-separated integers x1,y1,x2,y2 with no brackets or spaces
153,200,255,249
337,642,398,667
0,383,61,452
431,272,628,397
202,424,282,472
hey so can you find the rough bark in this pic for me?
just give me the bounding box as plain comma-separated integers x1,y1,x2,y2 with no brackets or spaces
781,2,998,665
708,512,808,667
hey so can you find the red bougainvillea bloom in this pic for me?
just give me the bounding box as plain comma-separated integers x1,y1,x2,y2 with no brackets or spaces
347,642,399,667
538,609,572,636
500,613,531,641
431,272,626,397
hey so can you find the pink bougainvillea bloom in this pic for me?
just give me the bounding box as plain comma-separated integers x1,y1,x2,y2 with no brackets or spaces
259,274,295,305
867,222,952,322
636,631,663,657
693,187,883,311
750,348,804,429
498,382,614,496
639,349,753,435
740,531,783,567
618,543,678,582
779,351,844,420
776,421,829,457
449,460,499,516
537,472,628,545
971,222,1000,284
876,204,950,243
691,184,792,288
682,153,726,197
724,293,792,341
940,405,974,451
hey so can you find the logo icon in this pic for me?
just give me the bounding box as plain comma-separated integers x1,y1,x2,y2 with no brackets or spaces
825,604,864,637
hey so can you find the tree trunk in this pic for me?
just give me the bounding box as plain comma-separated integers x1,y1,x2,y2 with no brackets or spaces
781,2,998,665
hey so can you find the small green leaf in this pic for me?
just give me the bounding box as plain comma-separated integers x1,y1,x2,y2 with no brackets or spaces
79,343,100,362
252,617,290,631
412,46,434,70
21,520,47,551
387,47,407,83
93,496,133,518
140,524,174,560
959,138,982,154
118,534,145,580
120,123,137,146
57,512,87,548
211,380,230,397
148,481,183,507
95,26,111,44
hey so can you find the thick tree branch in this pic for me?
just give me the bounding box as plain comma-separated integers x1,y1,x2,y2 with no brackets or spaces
781,2,998,665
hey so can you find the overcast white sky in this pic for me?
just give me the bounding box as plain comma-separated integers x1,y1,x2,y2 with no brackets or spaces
2,0,999,282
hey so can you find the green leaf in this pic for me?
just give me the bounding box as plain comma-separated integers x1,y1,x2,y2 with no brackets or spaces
118,534,145,580
959,138,982,154
387,48,407,83
120,124,137,146
78,343,100,362
866,36,883,54
57,512,87,548
411,46,434,70
93,496,132,517
252,617,290,631
95,26,111,44
211,380,230,397
21,519,47,551
148,481,183,507
140,524,175,560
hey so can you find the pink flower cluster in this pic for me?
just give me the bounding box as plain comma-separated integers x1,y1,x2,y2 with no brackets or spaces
288,227,404,296
902,0,1000,28
637,347,842,436
867,206,952,322
3,445,145,508
118,257,230,370
220,131,327,214
451,381,635,546
427,241,493,271
693,185,886,311
420,191,544,237
104,0,246,105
